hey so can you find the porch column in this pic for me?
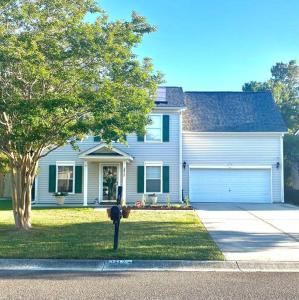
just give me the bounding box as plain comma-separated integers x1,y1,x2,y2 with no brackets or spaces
83,160,88,206
122,161,127,202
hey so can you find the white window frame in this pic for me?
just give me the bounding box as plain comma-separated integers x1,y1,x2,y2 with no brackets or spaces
144,114,163,143
144,161,163,194
56,161,75,194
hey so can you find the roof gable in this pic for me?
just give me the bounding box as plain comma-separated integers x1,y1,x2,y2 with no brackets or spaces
90,146,121,156
79,143,133,160
183,91,287,132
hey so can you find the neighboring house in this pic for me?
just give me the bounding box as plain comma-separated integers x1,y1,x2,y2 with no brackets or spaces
34,87,287,206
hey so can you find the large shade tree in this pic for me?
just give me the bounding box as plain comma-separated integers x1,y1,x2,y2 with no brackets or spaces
0,0,162,229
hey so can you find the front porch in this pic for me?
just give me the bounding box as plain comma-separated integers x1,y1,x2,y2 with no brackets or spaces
79,143,133,206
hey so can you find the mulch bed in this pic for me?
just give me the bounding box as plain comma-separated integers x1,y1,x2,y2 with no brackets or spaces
127,206,193,210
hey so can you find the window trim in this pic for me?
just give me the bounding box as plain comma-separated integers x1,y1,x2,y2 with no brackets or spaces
144,161,163,194
144,114,163,143
56,161,75,194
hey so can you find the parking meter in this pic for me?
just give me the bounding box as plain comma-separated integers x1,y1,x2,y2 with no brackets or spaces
110,205,122,250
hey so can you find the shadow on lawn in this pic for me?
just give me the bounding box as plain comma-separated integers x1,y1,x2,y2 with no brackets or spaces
0,219,220,260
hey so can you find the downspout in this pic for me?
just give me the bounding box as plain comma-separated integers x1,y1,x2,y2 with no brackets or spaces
179,110,183,202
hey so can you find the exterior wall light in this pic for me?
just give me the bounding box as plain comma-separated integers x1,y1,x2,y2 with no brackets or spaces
183,161,187,169
276,162,280,169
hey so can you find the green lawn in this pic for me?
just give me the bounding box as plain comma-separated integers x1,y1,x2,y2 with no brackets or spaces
0,200,223,260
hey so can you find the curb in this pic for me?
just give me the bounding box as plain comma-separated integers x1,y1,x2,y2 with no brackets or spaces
1,259,299,273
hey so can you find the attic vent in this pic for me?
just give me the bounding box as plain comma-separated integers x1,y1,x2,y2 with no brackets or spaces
155,87,167,104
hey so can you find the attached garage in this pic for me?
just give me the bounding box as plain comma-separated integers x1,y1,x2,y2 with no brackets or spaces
182,91,287,204
189,168,272,203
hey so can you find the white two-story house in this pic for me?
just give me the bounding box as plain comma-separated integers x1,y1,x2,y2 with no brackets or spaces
34,87,287,205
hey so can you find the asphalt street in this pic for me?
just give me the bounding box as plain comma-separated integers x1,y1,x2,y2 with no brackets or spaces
0,271,299,300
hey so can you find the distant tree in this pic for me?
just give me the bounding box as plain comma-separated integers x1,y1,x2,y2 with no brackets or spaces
243,60,299,132
243,60,299,189
242,81,271,93
0,0,162,229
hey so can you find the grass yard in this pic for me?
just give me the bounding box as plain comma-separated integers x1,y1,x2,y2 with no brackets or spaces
0,200,223,260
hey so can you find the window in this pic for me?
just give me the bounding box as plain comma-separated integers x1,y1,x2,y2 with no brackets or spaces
156,87,166,103
145,115,162,142
57,164,74,193
145,165,162,193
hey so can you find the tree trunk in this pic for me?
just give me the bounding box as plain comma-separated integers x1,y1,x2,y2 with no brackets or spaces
10,160,36,230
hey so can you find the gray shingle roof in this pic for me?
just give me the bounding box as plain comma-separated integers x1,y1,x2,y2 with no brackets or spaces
183,91,287,132
155,87,185,108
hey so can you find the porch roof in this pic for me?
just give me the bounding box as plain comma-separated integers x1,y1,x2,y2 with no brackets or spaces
78,143,133,162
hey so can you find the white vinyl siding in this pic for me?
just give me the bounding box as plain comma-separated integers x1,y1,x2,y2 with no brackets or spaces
189,168,271,203
182,132,283,203
37,109,181,204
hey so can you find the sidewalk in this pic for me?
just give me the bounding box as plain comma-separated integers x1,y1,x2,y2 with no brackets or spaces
1,259,299,272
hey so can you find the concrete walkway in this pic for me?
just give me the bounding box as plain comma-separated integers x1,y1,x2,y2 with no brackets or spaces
194,203,299,261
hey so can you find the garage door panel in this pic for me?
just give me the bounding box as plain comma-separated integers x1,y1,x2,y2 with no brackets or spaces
190,168,271,203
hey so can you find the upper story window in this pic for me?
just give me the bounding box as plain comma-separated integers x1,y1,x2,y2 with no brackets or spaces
145,114,162,142
57,164,74,193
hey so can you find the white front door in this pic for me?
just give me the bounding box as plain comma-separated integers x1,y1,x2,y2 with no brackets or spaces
189,168,272,203
100,164,120,202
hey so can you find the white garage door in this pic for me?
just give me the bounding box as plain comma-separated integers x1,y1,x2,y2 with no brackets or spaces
189,168,271,203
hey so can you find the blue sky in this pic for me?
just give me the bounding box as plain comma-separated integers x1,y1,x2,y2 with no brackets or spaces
96,0,299,91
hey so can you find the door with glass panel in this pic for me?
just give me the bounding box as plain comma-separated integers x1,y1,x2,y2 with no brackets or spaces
102,165,118,201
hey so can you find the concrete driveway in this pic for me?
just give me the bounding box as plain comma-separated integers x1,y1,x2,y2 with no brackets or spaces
194,203,299,261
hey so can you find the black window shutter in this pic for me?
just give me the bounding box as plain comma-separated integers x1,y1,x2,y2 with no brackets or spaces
75,166,83,193
137,166,145,193
94,136,101,142
163,166,170,193
163,115,170,142
49,165,56,193
137,135,144,142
